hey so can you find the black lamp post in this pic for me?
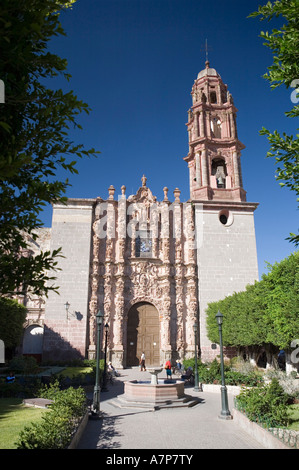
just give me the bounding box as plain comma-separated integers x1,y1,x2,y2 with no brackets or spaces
91,309,103,417
101,323,109,392
193,321,202,392
215,310,232,419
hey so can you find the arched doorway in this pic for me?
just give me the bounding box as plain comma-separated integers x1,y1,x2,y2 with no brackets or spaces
126,302,160,367
22,324,44,362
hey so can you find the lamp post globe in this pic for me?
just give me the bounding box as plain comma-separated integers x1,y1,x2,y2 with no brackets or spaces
64,301,70,319
215,310,223,326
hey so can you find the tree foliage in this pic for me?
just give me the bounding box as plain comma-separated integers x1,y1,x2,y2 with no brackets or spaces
0,297,27,349
206,252,299,351
262,252,299,348
0,0,99,296
250,0,299,245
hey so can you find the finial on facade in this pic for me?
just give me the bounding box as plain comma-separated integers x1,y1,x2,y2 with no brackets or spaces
141,175,147,187
121,185,126,196
173,188,181,202
163,187,169,201
108,185,115,200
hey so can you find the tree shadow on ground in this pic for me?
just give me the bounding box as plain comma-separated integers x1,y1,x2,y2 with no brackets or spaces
79,409,153,449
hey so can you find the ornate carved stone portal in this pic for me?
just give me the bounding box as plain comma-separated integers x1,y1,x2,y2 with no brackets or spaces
88,177,198,368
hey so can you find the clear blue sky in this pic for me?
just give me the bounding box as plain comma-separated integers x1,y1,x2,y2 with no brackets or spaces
41,0,298,278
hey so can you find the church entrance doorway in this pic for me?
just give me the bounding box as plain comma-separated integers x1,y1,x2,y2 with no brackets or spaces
126,302,160,367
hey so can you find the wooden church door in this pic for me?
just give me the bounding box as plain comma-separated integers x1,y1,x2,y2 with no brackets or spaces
126,302,160,367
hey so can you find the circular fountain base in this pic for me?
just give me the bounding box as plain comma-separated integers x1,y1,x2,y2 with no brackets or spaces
113,379,200,410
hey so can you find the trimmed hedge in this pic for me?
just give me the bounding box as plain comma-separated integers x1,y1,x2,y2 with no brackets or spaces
206,252,299,352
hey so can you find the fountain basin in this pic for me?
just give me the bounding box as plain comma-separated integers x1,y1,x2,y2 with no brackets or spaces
113,379,200,410
125,379,185,402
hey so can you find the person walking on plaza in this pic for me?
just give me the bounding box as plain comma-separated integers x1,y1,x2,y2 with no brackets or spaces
140,352,146,371
165,359,172,379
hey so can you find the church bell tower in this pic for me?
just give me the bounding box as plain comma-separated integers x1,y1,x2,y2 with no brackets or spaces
186,62,259,361
184,60,246,203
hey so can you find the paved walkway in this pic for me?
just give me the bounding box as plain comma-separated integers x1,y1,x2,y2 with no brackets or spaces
77,367,266,450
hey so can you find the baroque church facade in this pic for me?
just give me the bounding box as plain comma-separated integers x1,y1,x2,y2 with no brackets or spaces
22,62,259,367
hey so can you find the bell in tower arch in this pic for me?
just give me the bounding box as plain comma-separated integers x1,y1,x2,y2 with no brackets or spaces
212,158,227,188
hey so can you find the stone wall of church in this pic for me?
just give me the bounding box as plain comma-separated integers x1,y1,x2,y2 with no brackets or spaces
20,228,51,360
195,202,259,362
42,200,94,361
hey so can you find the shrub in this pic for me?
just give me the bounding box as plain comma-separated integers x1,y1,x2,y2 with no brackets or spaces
0,379,23,398
183,357,263,386
235,378,290,427
230,356,259,375
225,370,261,387
0,376,42,398
265,369,299,400
15,383,86,449
198,360,222,384
16,408,73,449
38,381,86,420
8,356,39,374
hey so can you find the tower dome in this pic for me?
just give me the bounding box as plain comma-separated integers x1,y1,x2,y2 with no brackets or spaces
197,61,220,80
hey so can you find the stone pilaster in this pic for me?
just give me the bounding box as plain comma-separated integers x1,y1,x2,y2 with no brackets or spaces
233,150,240,188
113,267,125,368
195,152,201,188
87,220,101,359
185,203,198,358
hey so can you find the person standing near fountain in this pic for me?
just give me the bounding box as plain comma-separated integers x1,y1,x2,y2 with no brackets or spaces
165,360,172,379
140,352,146,371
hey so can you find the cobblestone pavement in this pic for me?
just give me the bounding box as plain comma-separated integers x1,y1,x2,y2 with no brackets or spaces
78,367,266,450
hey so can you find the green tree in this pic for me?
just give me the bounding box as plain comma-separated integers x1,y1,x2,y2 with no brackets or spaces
206,282,268,350
263,252,299,349
0,297,27,349
0,0,99,297
206,252,299,355
250,0,299,245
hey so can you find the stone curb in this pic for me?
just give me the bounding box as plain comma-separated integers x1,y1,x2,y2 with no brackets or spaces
201,383,242,395
232,408,291,450
68,410,89,449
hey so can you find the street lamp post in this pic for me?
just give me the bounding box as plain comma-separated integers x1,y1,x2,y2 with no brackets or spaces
193,321,202,392
91,310,104,418
215,310,232,420
101,323,109,392
64,301,70,320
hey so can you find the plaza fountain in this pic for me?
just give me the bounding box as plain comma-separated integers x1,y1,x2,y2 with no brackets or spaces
113,367,201,410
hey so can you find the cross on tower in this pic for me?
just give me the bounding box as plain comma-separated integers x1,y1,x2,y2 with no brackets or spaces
201,39,213,65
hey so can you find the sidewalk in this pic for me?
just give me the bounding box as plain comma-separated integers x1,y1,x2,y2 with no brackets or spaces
77,367,266,450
